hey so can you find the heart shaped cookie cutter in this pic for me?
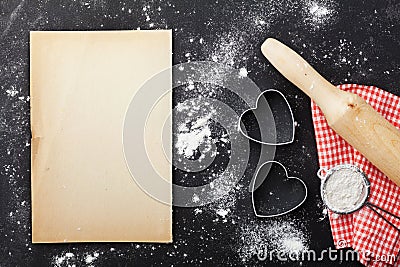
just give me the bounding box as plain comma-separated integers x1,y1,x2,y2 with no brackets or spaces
238,89,295,146
252,161,308,218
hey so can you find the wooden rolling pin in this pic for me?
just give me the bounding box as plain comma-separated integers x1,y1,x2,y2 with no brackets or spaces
261,38,400,187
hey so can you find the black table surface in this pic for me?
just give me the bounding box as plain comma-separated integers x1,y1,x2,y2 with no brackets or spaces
1,0,399,266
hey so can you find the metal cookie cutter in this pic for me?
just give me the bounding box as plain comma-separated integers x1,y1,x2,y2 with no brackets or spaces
252,161,307,218
238,89,295,146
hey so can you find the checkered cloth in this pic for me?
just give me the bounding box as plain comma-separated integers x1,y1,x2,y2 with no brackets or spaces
311,84,400,266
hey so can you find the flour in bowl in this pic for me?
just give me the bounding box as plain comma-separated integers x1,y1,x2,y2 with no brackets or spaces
323,167,367,213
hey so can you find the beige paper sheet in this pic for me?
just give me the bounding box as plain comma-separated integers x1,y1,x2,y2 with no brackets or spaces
30,30,172,243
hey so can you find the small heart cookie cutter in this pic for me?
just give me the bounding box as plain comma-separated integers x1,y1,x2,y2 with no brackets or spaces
252,161,308,218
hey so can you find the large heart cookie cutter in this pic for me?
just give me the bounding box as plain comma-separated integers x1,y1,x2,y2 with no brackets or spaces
238,89,295,146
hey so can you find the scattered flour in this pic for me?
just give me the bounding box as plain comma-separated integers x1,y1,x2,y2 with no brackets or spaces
65,253,75,258
303,0,337,29
281,237,306,254
238,220,309,262
174,95,228,165
194,208,203,215
192,194,200,203
239,67,248,77
53,252,75,266
175,113,213,159
5,86,19,97
85,252,100,264
216,209,230,218
52,251,100,267
323,168,367,213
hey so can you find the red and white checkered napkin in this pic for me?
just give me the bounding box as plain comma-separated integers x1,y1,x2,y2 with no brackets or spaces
311,84,400,267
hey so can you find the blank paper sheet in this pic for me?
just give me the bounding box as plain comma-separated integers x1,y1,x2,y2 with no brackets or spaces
30,30,172,243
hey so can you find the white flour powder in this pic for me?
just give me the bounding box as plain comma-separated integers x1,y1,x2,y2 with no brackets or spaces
324,168,366,213
174,96,222,162
175,114,213,159
238,220,309,262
